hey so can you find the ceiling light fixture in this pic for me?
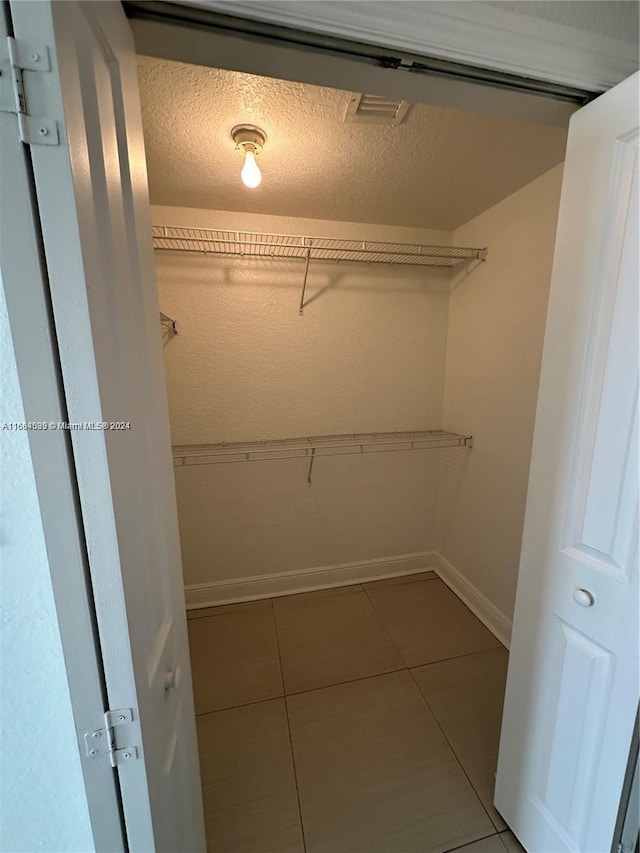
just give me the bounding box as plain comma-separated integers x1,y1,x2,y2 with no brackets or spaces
231,124,267,189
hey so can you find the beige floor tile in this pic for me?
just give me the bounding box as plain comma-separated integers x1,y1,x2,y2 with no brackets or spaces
448,835,508,852
500,830,526,852
412,648,509,830
187,599,269,620
188,600,282,713
362,570,438,591
274,583,362,605
274,587,405,694
366,579,500,667
288,671,494,853
197,699,304,853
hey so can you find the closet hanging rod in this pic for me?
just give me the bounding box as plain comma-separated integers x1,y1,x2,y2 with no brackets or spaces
152,226,487,268
172,429,473,468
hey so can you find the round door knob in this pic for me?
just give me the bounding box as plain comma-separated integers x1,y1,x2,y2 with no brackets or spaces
573,588,595,607
164,665,182,692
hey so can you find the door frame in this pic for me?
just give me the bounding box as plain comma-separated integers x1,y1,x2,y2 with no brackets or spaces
0,3,125,849
156,0,637,93
6,2,634,849
126,0,585,129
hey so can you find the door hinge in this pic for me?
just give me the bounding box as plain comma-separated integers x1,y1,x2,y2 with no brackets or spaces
84,708,139,768
0,36,59,145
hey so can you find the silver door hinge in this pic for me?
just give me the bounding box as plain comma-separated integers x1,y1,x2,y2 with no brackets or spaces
84,708,139,767
0,36,59,145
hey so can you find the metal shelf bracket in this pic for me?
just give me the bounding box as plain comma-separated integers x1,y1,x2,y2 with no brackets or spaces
299,247,311,316
160,311,178,335
307,446,316,486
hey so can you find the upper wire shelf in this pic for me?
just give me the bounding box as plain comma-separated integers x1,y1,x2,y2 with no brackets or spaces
152,226,487,269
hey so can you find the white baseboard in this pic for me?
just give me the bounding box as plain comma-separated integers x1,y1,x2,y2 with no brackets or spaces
185,552,436,609
185,549,512,650
430,552,512,649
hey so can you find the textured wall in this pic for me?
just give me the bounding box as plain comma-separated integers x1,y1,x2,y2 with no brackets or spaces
0,287,95,852
154,206,450,584
176,452,441,584
439,164,564,620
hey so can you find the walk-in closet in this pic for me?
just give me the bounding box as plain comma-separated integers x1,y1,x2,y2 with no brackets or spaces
137,52,566,853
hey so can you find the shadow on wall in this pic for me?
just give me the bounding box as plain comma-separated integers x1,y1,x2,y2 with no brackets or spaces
156,251,453,300
162,326,178,347
449,259,485,293
437,445,473,547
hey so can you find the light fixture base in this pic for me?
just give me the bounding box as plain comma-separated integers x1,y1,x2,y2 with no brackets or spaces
231,124,266,156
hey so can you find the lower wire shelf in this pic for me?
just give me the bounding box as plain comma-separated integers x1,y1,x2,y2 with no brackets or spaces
172,429,473,484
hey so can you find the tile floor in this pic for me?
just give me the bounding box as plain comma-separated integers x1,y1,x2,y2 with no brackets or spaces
188,573,525,853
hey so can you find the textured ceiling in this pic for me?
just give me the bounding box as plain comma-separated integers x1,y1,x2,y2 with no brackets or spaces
137,57,568,230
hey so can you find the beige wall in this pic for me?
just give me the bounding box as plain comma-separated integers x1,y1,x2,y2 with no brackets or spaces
154,207,451,586
155,169,563,606
439,165,564,619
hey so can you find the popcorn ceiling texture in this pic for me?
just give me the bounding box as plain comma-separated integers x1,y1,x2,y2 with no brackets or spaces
138,58,567,230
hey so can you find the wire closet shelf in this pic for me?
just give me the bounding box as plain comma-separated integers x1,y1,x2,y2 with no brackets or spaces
173,430,473,485
173,429,473,467
152,226,487,268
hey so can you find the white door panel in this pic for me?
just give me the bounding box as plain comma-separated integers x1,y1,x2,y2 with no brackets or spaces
496,72,639,853
7,2,205,850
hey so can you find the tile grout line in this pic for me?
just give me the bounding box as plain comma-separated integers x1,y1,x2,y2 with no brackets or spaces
186,573,440,621
410,645,508,670
406,663,502,833
193,666,408,718
363,584,503,834
443,830,505,852
192,646,501,718
284,665,408,698
361,584,413,668
190,581,507,849
191,581,501,718
361,583,418,670
359,577,498,671
271,596,308,853
194,692,284,718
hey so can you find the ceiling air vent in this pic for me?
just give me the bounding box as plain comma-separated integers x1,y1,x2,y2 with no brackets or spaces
344,93,412,125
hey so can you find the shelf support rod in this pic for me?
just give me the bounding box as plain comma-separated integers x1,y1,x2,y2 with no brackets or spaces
307,447,316,486
299,248,311,316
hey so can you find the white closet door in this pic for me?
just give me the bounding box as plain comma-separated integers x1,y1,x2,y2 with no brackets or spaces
7,2,206,850
495,72,639,852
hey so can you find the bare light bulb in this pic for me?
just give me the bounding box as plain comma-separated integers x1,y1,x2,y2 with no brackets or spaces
241,149,262,188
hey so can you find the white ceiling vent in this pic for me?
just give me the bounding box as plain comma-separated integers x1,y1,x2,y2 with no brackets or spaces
344,93,412,125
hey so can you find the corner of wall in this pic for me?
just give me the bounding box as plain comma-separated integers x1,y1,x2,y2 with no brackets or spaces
437,164,565,622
